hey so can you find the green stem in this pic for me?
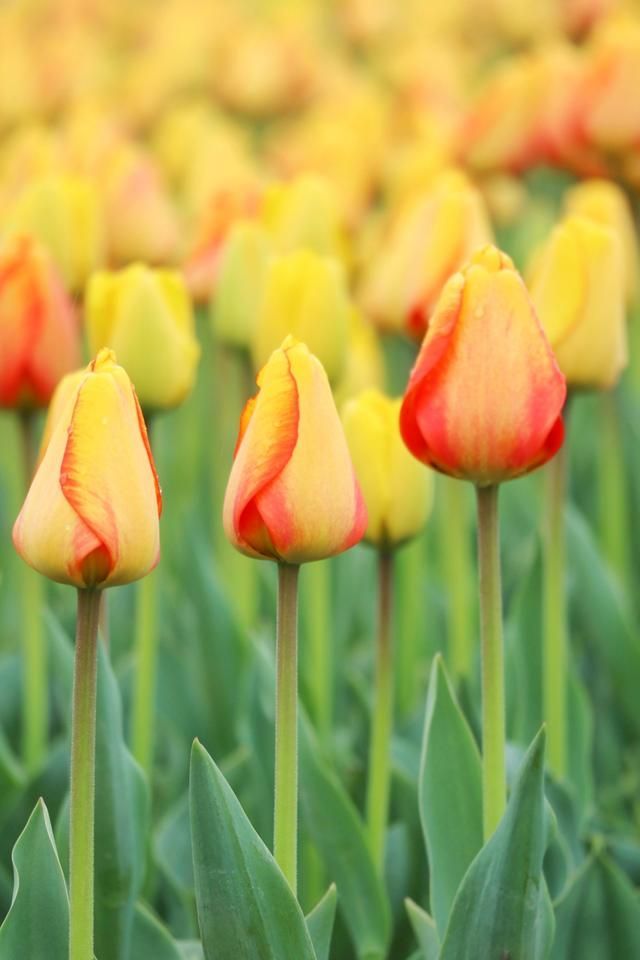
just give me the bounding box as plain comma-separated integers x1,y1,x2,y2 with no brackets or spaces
543,441,568,781
395,535,425,719
274,562,300,894
131,570,158,777
598,391,630,593
476,485,506,840
366,549,394,872
19,410,47,773
69,588,101,960
305,560,332,747
440,477,475,681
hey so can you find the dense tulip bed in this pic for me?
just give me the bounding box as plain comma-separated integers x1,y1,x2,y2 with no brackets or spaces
1,1,640,958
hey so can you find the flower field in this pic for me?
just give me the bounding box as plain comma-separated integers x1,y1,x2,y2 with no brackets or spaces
0,1,640,958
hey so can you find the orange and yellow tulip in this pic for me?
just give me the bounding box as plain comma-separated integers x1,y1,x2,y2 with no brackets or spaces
13,349,162,589
400,246,566,485
0,236,80,409
224,337,367,563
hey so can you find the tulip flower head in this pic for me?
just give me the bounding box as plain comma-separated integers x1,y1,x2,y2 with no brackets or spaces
343,390,433,548
224,337,367,563
528,215,627,390
252,249,350,385
0,235,81,409
13,350,162,589
400,246,566,486
211,220,272,350
86,264,201,412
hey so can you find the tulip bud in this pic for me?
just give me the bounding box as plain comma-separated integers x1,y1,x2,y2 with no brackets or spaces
342,390,433,548
400,246,566,486
224,337,367,563
360,170,493,338
6,174,104,293
581,17,640,154
0,236,81,409
528,215,627,390
252,250,349,385
86,265,200,412
13,349,162,589
564,179,638,306
261,175,347,263
333,308,386,409
211,220,272,350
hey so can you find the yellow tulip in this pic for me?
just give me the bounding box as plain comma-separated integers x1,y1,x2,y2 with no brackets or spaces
252,250,349,385
211,220,272,350
261,175,347,263
13,349,161,589
224,337,366,563
333,308,386,409
564,179,639,306
6,174,104,293
529,215,627,390
342,390,433,548
86,265,200,412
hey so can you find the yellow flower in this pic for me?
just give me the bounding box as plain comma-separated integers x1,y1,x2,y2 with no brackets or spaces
342,390,433,548
211,220,272,350
86,265,200,411
252,250,349,385
6,174,104,293
529,215,627,390
333,308,386,409
261,175,347,263
564,179,638,306
13,350,161,589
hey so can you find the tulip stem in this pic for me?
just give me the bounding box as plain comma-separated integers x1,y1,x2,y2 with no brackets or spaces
305,560,332,747
19,410,47,773
543,441,568,781
476,484,506,840
366,549,394,872
440,477,475,681
69,587,101,960
131,569,158,778
274,562,300,894
395,535,425,718
598,391,630,594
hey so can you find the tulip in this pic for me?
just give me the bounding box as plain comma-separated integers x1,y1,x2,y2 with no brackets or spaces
6,174,104,293
563,179,638,306
334,307,386,409
360,170,493,338
0,236,81,409
251,250,350,385
86,265,200,412
224,337,366,564
211,220,272,350
400,245,566,485
261,175,347,263
528,215,627,390
13,349,162,590
580,17,640,155
342,390,433,548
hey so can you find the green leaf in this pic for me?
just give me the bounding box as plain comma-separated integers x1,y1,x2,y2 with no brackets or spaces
551,852,640,959
130,903,183,960
177,944,204,960
440,730,554,960
299,718,391,960
0,729,24,824
0,800,68,960
419,655,483,937
305,884,337,960
405,900,439,960
189,739,317,960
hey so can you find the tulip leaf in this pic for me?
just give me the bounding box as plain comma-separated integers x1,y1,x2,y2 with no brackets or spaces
0,800,68,960
299,718,391,960
189,739,317,960
130,903,183,960
551,852,640,959
305,884,337,960
405,900,440,960
419,654,483,937
178,943,204,960
0,729,24,824
439,729,554,960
